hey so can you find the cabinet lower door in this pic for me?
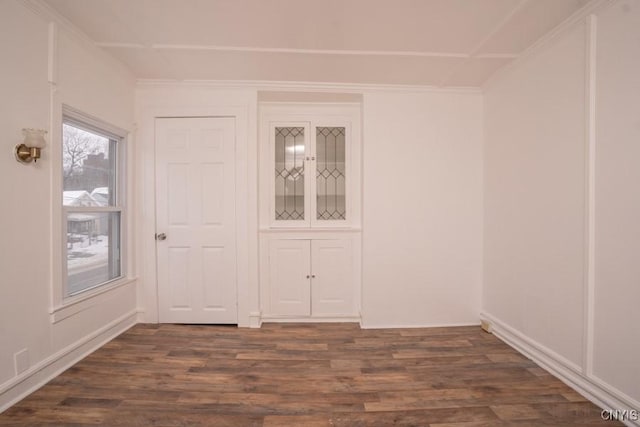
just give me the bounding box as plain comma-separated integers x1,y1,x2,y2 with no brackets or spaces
311,239,354,316
269,240,311,316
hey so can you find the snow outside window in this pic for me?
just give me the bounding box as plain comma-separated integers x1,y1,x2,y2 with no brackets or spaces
62,118,123,297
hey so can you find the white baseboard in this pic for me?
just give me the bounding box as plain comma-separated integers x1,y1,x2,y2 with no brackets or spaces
0,310,137,413
260,315,361,324
359,321,480,329
481,312,640,427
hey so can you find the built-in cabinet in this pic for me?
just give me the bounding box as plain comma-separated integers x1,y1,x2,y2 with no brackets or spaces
259,102,362,322
268,238,356,317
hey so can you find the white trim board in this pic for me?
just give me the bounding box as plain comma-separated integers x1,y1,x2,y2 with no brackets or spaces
439,0,529,86
481,312,640,427
583,13,598,377
261,316,362,324
0,311,137,413
21,0,133,81
99,42,517,60
50,279,137,324
136,79,482,94
359,322,480,330
482,0,614,91
147,44,472,59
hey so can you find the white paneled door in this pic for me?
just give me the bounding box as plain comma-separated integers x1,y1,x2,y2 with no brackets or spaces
155,117,237,324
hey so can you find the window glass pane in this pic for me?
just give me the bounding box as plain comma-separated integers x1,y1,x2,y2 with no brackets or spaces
66,212,121,296
316,127,346,220
275,127,305,221
63,123,116,207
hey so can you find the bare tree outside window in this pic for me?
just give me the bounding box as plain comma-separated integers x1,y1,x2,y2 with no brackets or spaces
62,120,122,297
62,124,109,192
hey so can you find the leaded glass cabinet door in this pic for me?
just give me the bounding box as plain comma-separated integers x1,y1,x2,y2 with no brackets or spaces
311,125,348,227
271,123,311,226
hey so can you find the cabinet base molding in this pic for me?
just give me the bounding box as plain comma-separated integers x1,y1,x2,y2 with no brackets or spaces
260,315,361,324
248,311,262,328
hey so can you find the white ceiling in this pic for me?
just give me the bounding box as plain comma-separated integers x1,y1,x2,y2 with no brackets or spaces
43,0,590,87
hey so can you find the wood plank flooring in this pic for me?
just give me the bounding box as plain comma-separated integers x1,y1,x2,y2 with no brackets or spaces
0,323,618,426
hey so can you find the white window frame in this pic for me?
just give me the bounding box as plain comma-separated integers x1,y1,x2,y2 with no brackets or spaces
51,105,130,319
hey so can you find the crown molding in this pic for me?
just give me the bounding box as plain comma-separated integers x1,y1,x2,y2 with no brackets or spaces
21,0,97,48
20,0,136,80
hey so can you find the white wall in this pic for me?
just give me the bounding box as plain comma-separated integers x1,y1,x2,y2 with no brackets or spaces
0,0,51,392
134,85,484,329
483,0,640,416
361,91,483,327
0,1,136,410
483,21,587,367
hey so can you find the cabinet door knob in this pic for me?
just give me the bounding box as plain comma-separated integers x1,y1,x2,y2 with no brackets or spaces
311,274,316,278
306,275,310,279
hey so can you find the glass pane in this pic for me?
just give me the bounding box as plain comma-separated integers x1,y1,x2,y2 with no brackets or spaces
66,212,121,296
316,127,346,220
275,127,305,221
63,123,117,207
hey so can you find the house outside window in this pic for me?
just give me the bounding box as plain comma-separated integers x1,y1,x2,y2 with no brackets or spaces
62,112,125,297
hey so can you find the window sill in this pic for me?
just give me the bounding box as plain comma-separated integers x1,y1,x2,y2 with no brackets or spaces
50,277,137,324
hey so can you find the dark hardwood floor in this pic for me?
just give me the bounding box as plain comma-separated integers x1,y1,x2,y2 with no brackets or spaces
0,323,618,426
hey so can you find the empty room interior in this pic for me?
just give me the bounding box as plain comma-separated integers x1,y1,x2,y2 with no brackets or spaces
1,0,639,425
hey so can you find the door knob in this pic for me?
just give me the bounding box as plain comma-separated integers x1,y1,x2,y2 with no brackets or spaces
306,275,310,279
155,233,167,241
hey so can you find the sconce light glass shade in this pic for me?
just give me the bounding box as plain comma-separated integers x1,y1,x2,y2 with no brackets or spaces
22,128,47,148
15,128,47,164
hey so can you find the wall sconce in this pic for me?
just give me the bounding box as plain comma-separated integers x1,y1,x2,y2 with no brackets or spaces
15,128,47,164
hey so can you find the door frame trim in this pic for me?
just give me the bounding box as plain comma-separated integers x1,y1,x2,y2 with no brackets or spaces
136,104,257,327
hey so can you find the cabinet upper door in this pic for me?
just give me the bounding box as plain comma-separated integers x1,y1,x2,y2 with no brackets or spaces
312,126,348,227
271,123,311,226
270,122,350,228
